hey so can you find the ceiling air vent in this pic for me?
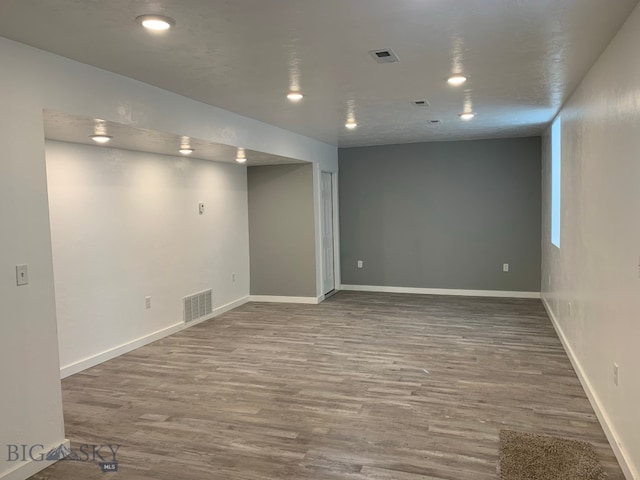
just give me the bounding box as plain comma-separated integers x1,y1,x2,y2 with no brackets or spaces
412,99,430,107
369,49,399,64
428,120,442,125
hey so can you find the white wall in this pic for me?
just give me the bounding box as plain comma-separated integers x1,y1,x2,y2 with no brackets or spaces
541,5,640,479
46,141,250,375
0,87,65,480
0,36,337,480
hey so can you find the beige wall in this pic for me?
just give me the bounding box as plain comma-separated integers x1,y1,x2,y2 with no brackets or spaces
46,141,250,376
0,36,336,480
541,5,640,478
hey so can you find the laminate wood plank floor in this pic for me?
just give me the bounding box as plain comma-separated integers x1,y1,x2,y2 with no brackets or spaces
31,292,624,480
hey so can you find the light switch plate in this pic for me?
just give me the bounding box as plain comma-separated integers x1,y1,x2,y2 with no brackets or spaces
16,264,29,286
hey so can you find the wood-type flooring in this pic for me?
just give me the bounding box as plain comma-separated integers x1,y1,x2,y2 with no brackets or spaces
30,292,624,480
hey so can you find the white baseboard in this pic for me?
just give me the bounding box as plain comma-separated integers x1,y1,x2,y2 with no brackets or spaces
60,295,250,378
249,295,320,304
60,322,184,379
341,284,540,299
1,439,69,480
542,298,637,480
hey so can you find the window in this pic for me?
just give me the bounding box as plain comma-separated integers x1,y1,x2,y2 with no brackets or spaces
551,116,561,247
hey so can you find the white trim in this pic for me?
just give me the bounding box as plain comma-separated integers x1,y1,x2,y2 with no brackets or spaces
331,171,341,291
313,163,324,299
249,295,320,304
340,284,540,299
319,168,342,295
60,296,250,378
60,323,184,378
317,168,340,296
314,165,341,299
0,439,70,480
542,298,637,480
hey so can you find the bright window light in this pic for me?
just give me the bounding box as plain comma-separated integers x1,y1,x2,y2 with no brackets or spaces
551,116,562,247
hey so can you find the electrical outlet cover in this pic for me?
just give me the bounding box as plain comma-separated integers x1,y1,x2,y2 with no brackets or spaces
16,264,29,286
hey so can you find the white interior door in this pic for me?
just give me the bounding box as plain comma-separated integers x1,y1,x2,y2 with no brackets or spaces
321,171,335,295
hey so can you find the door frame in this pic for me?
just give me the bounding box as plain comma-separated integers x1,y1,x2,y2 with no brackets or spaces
317,167,341,301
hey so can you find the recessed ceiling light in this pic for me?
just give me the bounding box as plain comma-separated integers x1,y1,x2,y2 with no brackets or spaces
236,147,247,164
345,120,358,130
179,148,194,155
459,112,476,121
287,92,304,102
89,134,113,144
447,75,467,86
136,15,176,31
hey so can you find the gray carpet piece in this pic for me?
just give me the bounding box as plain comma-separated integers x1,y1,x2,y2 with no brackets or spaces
499,430,606,480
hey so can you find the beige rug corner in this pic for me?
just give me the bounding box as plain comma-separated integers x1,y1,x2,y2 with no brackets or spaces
498,430,606,480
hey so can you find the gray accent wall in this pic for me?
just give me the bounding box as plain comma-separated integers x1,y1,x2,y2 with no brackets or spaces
248,164,317,297
339,137,541,292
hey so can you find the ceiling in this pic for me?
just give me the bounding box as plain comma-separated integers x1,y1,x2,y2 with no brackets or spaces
43,110,304,166
1,0,638,147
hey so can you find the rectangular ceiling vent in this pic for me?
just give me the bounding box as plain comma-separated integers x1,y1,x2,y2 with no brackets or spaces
183,289,212,323
369,48,399,64
412,99,430,107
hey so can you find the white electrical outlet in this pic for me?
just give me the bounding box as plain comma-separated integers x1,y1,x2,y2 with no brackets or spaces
198,202,205,215
357,260,363,269
503,263,509,272
145,296,151,309
613,363,619,386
